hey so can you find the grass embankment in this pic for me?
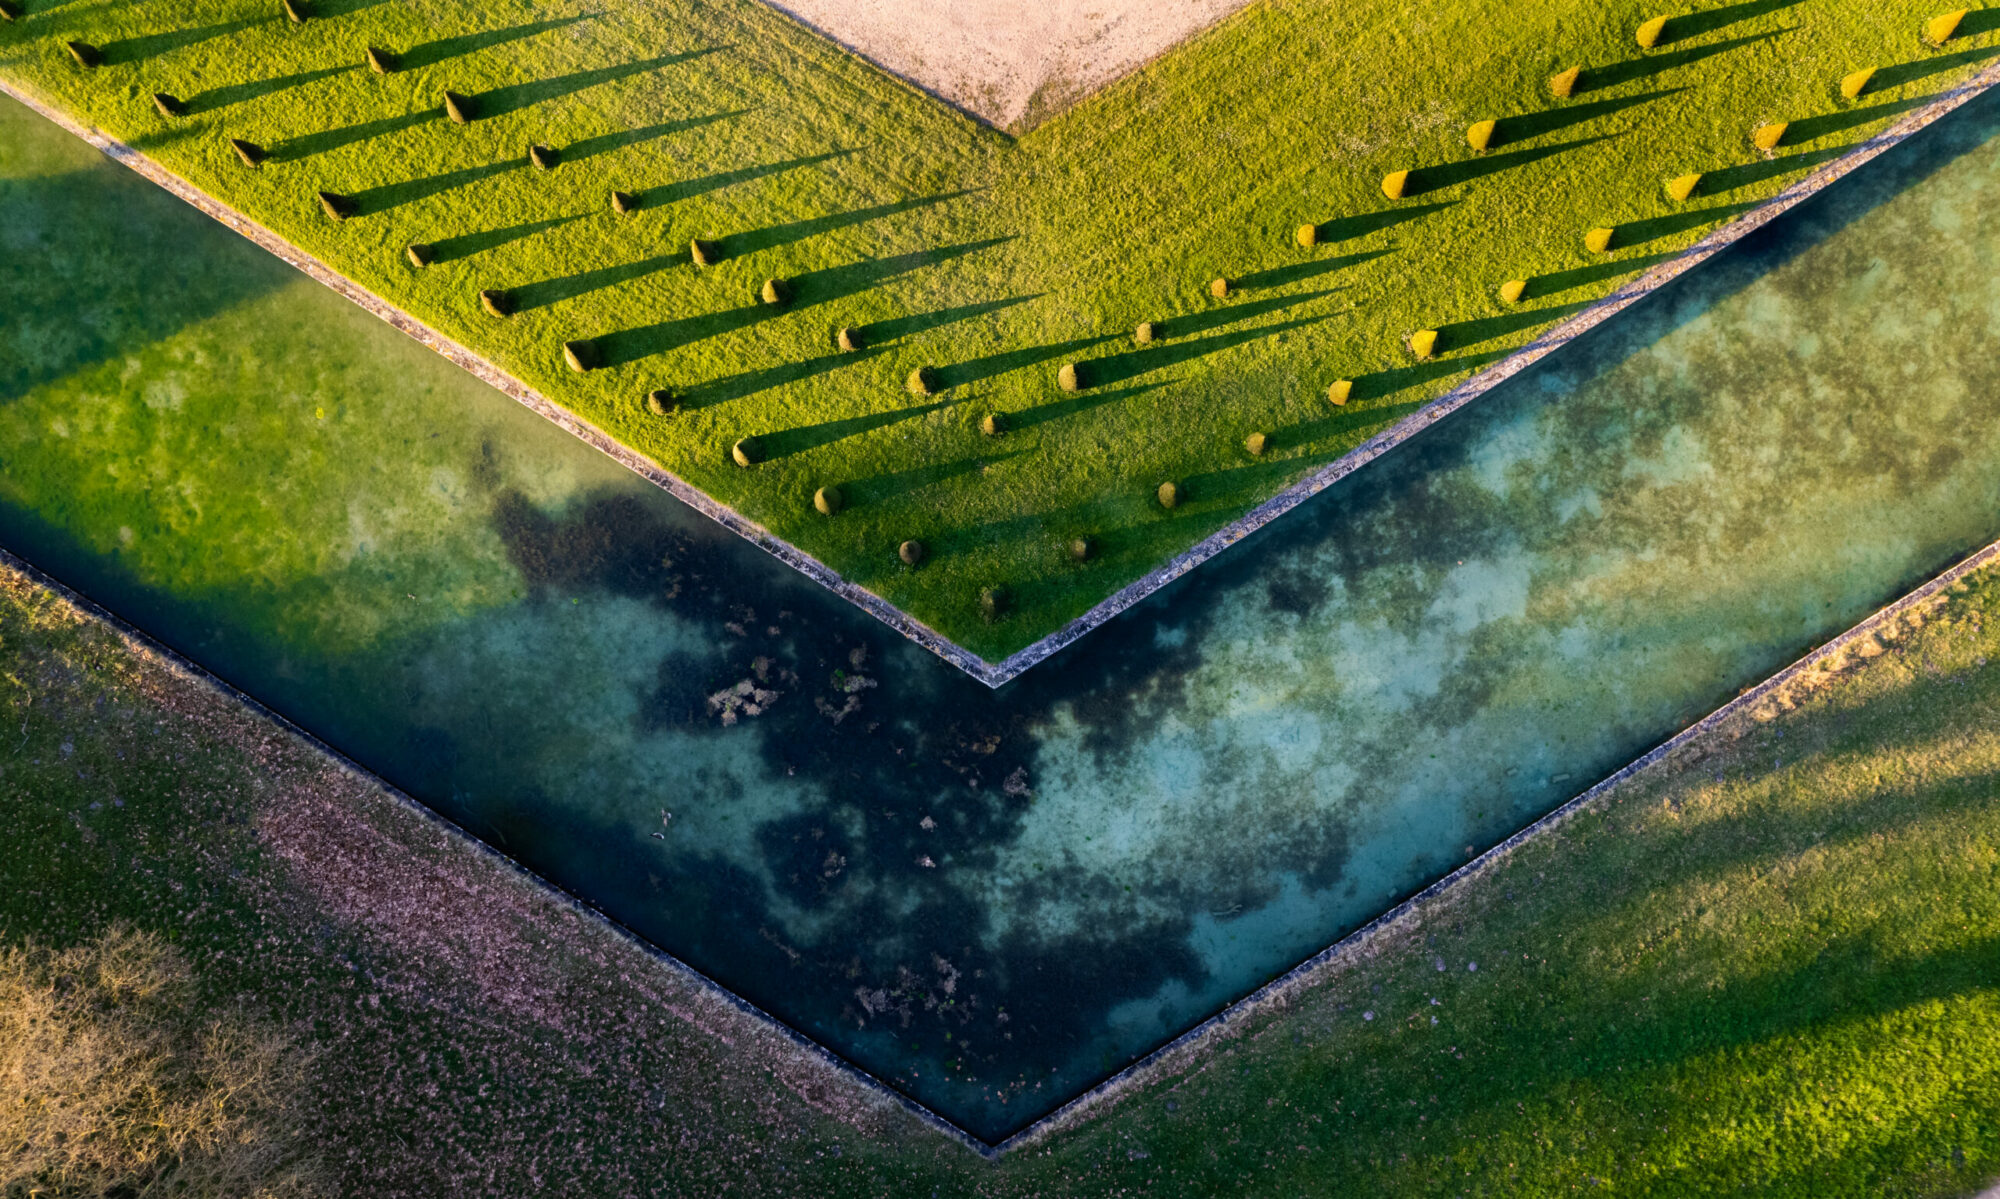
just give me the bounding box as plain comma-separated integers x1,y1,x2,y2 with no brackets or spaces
1,0,1990,657
6,548,2000,1194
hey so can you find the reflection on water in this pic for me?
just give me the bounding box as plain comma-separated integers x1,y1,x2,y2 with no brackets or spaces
3,90,1998,1140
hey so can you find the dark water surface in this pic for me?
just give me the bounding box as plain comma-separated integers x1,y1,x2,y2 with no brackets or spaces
3,90,1998,1140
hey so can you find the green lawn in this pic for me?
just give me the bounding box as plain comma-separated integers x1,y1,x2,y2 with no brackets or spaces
0,0,1991,660
5,542,2000,1195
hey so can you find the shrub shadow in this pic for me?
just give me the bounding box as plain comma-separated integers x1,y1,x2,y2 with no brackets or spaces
685,347,885,409
1083,314,1330,389
1786,93,1939,143
1701,144,1847,194
1578,29,1787,94
274,108,433,161
933,333,1118,390
722,189,980,257
1347,348,1511,401
1010,380,1171,431
1493,88,1681,147
1525,252,1676,300
647,149,854,205
510,253,682,311
350,158,522,216
565,110,748,163
1654,0,1799,45
1434,300,1596,352
1303,202,1454,244
1408,134,1609,196
760,395,947,459
859,294,1038,344
398,15,594,70
1614,200,1760,248
99,15,267,64
1233,248,1391,291
842,452,1000,505
475,49,718,119
183,63,354,114
427,212,586,263
1870,44,2000,94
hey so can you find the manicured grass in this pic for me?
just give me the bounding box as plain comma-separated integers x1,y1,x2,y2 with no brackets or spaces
6,545,2000,1194
0,0,1988,658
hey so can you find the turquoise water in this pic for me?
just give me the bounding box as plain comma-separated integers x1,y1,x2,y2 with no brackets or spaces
4,88,1999,1141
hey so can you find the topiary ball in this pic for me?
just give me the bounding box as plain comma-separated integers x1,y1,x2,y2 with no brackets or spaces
759,277,789,306
1583,226,1616,254
365,45,398,73
1057,362,1083,392
978,586,1009,622
229,138,266,167
1665,173,1702,202
529,144,559,171
1838,68,1876,101
317,190,356,221
813,485,844,516
1548,66,1581,98
282,0,310,23
0,0,23,21
1498,279,1527,304
65,41,102,68
1157,481,1180,509
1926,9,1968,45
1465,119,1496,153
1380,170,1410,200
907,366,938,397
1245,431,1269,457
152,93,184,118
731,436,764,467
443,91,476,124
1751,122,1788,152
1295,223,1319,248
1634,15,1667,48
644,389,678,415
1069,536,1095,562
1326,379,1353,406
1209,277,1231,299
1407,329,1439,359
478,289,514,317
837,326,863,352
898,539,926,565
1134,321,1157,344
980,412,1007,437
406,243,435,269
563,340,597,373
610,190,640,215
690,238,719,267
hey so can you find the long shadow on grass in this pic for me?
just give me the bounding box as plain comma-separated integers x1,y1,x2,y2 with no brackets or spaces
427,212,585,263
566,111,747,163
1407,135,1609,197
1081,314,1331,389
274,108,434,161
1233,248,1391,292
1275,397,1428,447
475,49,718,119
595,237,1010,366
1785,93,1940,144
1434,300,1596,353
722,189,979,257
645,149,855,205
684,347,886,409
182,63,354,114
933,333,1119,390
843,451,1005,505
1490,88,1680,148
1525,253,1675,300
1965,9,2000,38
510,253,681,311
1652,0,1799,45
1009,380,1170,431
1347,348,1512,401
1612,200,1759,249
397,15,594,70
1870,44,2000,94
859,294,1038,344
98,15,267,64
350,158,523,215
1151,289,1341,340
1577,29,1787,94
761,395,948,459
1700,144,1847,195
1302,202,1454,245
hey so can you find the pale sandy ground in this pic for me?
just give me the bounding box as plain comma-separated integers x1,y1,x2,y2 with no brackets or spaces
756,0,1257,129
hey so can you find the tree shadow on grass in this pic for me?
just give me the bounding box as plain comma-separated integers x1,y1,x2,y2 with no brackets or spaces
1347,348,1512,401
1653,0,1799,45
722,189,980,257
1871,44,2000,93
476,48,719,119
647,149,854,206
1964,9,2000,37
1492,88,1681,147
350,158,523,216
510,253,682,311
1009,380,1171,431
1786,93,1940,144
1152,289,1340,340
1275,396,1428,447
397,15,594,70
99,15,267,64
1083,314,1331,389
1525,253,1676,300
1300,203,1453,244
685,347,886,409
274,108,433,161
1178,448,1350,506
859,294,1038,344
1232,249,1390,292
1577,29,1787,94
843,451,1005,506
565,110,748,163
1613,200,1760,249
183,63,354,114
1407,135,1609,197
1701,144,1847,195
932,333,1119,390
759,394,947,459
1434,299,1596,352
427,212,586,263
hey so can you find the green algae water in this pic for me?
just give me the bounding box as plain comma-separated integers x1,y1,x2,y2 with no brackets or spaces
5,89,2000,1141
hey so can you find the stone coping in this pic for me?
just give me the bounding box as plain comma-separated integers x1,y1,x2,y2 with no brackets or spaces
2,64,1995,688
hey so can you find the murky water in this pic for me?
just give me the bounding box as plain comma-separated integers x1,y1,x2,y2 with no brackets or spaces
4,88,1998,1140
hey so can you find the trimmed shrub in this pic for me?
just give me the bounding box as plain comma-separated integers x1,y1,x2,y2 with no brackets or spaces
759,277,789,306
1209,277,1231,298
813,485,844,516
1245,431,1269,457
528,143,559,171
1057,362,1083,392
405,243,434,268
980,412,1007,437
1407,329,1439,359
1466,119,1496,153
690,238,719,267
1926,9,1968,45
1134,320,1157,344
610,189,639,215
731,436,764,466
1380,169,1410,200
1635,15,1667,48
282,0,309,22
563,340,598,373
898,539,926,565
1156,481,1181,509
365,45,398,73
1839,68,1876,101
1752,121,1788,151
644,388,678,415
1498,278,1527,304
1584,226,1616,253
229,138,266,167
979,586,1009,622
1326,378,1353,406
316,190,356,221
1295,223,1320,248
1549,66,1581,98
837,326,863,352
1665,172,1702,202
443,90,475,124
152,92,184,118
1069,536,1095,562
65,40,102,68
478,288,514,317
0,1,21,21
906,366,938,396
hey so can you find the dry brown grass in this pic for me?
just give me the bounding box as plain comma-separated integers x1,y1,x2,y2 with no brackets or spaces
0,927,325,1199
